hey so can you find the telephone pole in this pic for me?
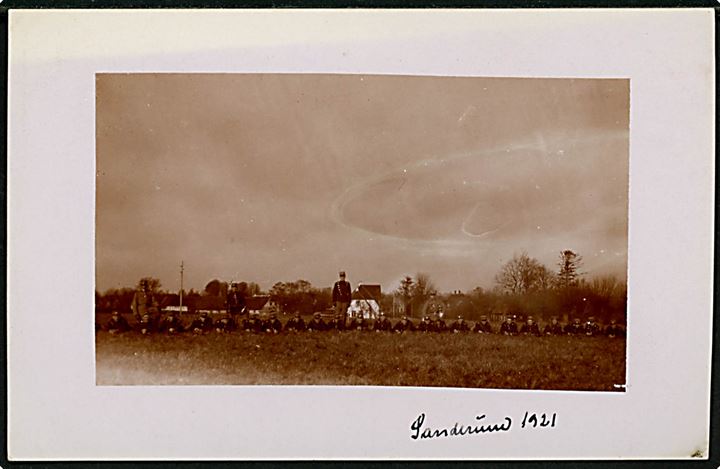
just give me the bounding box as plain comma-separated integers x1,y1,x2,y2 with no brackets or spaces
179,260,184,315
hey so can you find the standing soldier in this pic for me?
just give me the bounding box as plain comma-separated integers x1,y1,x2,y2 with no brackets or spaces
131,279,161,327
332,271,352,326
472,315,493,334
543,316,563,335
226,282,246,318
500,316,518,336
520,316,541,336
450,315,470,333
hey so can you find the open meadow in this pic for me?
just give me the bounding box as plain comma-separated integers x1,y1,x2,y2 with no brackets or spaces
96,330,626,390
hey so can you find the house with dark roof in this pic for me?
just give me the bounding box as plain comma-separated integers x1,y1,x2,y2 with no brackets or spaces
349,283,382,319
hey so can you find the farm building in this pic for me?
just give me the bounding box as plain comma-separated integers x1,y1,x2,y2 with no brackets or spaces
348,284,381,319
245,295,274,315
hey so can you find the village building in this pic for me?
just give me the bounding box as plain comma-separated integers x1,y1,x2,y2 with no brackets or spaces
348,284,381,319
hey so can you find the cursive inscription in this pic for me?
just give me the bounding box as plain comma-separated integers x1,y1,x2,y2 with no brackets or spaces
410,413,512,440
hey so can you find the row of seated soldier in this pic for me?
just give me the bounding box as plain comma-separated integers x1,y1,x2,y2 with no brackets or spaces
101,310,626,338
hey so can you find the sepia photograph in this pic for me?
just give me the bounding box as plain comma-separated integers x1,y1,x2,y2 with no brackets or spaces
9,9,713,460
95,73,629,390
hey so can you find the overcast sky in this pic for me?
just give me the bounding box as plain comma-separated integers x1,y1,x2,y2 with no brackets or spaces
96,74,628,294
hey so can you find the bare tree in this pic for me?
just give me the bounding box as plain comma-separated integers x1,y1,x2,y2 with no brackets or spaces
411,272,438,316
495,252,552,294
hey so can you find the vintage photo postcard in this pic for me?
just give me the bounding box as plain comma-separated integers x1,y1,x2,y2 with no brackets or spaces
95,73,629,391
7,8,714,460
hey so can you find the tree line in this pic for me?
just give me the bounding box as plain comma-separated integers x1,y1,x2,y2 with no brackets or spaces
96,249,626,323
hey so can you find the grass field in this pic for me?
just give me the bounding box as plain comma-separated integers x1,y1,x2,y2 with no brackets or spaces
95,330,626,390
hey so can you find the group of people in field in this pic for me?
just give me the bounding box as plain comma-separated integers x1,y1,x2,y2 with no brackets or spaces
99,272,626,338
100,309,625,338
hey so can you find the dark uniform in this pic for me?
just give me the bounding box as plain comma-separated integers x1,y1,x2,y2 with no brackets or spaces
450,316,470,333
332,271,352,323
226,284,246,317
543,317,563,335
190,312,214,334
565,318,584,335
418,317,433,332
307,313,328,332
584,317,601,336
106,311,131,334
473,316,493,334
500,317,518,336
136,313,155,335
158,313,184,334
328,314,346,331
347,316,369,331
393,316,414,333
373,314,392,332
242,315,263,333
285,313,307,332
215,315,236,333
605,319,625,338
434,317,448,332
520,317,541,336
263,314,283,333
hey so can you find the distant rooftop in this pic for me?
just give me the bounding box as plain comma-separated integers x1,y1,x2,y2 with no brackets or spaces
352,284,381,301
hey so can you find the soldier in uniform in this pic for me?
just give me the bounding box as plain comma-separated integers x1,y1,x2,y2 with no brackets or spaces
450,315,470,333
331,271,352,326
136,313,155,335
472,315,493,334
543,316,563,335
241,314,262,333
263,312,283,333
347,314,369,331
584,316,601,336
373,313,392,332
214,314,236,333
158,311,185,334
226,282,246,318
605,318,625,338
285,312,307,332
500,316,518,336
433,314,448,333
189,311,214,334
106,310,131,334
307,312,327,332
393,316,414,333
520,316,541,336
328,313,346,331
565,317,584,335
417,316,433,332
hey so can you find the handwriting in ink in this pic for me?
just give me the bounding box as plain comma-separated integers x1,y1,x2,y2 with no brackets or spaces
410,413,512,440
520,412,557,429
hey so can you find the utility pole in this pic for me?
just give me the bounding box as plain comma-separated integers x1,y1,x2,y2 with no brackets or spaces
179,260,184,316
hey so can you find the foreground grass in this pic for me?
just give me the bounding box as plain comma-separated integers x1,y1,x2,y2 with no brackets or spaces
96,331,626,390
